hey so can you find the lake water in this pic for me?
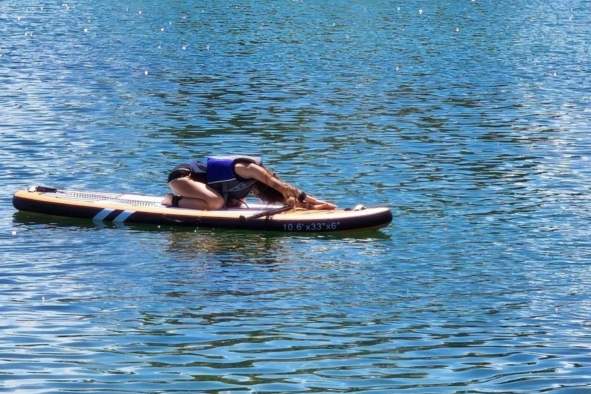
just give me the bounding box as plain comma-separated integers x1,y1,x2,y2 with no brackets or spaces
1,0,590,392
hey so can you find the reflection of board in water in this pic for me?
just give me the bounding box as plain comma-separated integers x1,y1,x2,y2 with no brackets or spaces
13,186,392,232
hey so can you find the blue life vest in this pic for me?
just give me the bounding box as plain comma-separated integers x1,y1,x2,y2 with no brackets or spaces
206,155,262,202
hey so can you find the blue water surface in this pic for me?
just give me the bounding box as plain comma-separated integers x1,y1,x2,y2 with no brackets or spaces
1,0,591,392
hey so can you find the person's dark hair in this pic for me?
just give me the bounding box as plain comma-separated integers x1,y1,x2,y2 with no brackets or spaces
251,181,285,204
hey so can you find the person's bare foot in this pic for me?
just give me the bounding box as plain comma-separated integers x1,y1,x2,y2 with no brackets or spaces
161,193,174,206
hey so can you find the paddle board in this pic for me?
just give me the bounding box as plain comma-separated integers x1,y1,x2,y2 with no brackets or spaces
13,186,392,232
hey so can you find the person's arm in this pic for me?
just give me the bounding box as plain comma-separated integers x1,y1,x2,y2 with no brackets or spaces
234,162,299,200
298,194,336,210
234,162,336,209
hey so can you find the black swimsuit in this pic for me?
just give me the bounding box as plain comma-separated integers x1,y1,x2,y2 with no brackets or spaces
167,160,207,183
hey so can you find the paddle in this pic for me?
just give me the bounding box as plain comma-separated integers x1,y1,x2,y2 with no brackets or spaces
238,189,307,221
239,205,292,221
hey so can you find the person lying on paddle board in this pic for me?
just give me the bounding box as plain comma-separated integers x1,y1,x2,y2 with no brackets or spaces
162,156,336,210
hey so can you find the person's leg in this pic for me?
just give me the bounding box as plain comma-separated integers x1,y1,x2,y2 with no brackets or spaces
165,178,224,210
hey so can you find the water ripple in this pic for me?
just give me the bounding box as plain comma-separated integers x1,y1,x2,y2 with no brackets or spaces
1,0,591,392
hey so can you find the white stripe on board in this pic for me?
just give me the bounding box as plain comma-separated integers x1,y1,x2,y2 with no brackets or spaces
93,208,114,222
113,210,134,224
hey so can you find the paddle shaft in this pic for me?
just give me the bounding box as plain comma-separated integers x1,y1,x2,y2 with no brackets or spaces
241,205,291,220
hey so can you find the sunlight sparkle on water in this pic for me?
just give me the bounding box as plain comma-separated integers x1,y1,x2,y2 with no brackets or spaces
1,1,590,392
